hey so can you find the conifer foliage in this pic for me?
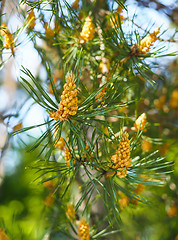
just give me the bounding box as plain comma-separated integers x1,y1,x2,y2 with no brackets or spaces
0,0,176,239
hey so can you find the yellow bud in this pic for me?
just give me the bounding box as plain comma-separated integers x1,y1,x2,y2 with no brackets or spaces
4,31,14,49
65,148,75,167
169,89,178,109
110,7,124,27
80,16,95,42
78,219,90,240
66,203,76,221
118,192,129,209
110,132,131,178
154,95,166,110
134,113,147,131
141,139,152,152
49,72,78,121
139,27,160,54
167,204,177,218
134,184,145,194
55,136,65,150
0,23,7,36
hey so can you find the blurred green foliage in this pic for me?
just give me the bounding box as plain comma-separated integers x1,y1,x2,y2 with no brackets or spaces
0,145,46,240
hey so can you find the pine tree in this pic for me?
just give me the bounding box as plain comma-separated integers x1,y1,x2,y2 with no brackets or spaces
0,0,177,239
